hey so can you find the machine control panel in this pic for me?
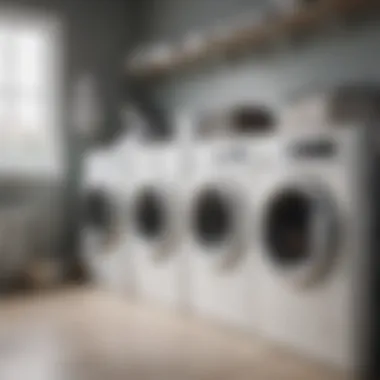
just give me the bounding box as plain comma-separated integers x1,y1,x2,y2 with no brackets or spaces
289,139,337,160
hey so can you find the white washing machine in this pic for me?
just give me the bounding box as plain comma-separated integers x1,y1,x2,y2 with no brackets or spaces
81,148,130,294
126,134,186,310
185,106,276,329
253,90,377,373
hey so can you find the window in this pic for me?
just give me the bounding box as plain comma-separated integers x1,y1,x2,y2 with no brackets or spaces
0,14,61,160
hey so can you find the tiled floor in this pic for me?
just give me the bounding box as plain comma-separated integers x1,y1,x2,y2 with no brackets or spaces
0,288,346,380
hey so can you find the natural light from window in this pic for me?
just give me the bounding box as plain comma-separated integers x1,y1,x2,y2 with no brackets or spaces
0,14,62,174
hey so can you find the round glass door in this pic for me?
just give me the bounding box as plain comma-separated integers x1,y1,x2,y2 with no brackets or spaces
84,189,114,249
85,189,112,230
133,187,167,241
262,185,337,286
192,187,235,248
265,189,312,266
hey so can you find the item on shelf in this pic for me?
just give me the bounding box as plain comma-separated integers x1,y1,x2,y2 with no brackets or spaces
127,47,150,71
182,31,208,57
149,44,175,67
270,0,319,15
129,43,174,71
211,7,273,47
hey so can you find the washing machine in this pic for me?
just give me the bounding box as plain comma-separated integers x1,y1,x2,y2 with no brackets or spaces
185,106,276,329
81,147,130,293
126,129,186,310
254,88,378,373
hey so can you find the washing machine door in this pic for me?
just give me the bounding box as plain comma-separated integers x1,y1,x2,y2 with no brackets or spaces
261,180,338,288
82,188,121,257
132,185,178,261
191,184,245,271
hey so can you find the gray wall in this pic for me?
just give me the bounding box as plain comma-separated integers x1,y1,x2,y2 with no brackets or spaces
135,0,380,117
0,0,131,259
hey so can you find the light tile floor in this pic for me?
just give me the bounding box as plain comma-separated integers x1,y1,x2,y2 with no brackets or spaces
0,288,347,380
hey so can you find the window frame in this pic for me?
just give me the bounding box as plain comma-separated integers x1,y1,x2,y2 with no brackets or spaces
0,7,65,176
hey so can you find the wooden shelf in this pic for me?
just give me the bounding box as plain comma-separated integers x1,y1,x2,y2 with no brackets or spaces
125,0,378,80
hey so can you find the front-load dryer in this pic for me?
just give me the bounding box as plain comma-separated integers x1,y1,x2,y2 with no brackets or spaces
185,105,276,330
127,137,186,310
81,148,130,294
254,88,379,374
